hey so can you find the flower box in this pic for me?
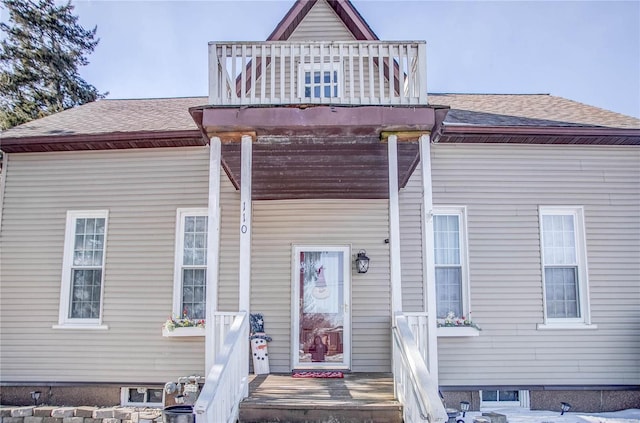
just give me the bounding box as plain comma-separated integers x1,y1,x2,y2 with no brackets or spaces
437,326,480,337
162,326,205,337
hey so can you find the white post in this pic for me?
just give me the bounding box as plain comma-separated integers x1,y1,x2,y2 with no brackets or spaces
239,135,252,313
388,134,402,315
206,137,222,374
208,43,218,105
417,42,428,105
0,152,8,232
419,133,439,384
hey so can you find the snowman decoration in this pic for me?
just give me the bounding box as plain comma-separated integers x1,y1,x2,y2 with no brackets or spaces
312,265,330,300
250,313,272,375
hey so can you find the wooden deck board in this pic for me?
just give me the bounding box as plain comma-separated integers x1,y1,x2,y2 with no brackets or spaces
239,373,402,422
244,373,398,405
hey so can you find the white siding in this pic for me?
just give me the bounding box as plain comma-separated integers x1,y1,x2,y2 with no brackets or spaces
288,0,356,41
399,168,425,312
250,199,391,372
430,143,640,386
0,147,239,383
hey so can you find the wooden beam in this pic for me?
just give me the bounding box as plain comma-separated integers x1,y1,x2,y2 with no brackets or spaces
207,131,257,143
380,131,429,143
239,135,253,312
388,134,402,314
205,136,222,374
419,133,439,383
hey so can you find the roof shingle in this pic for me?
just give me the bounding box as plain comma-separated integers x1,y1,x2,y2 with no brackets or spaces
1,94,638,144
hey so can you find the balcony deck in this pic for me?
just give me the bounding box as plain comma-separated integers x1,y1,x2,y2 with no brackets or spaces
209,41,427,106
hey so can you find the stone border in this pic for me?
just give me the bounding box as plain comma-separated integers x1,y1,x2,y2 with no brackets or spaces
0,406,163,423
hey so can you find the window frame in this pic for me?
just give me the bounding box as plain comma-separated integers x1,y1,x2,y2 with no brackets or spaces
120,387,163,408
56,210,109,329
433,206,470,321
480,390,530,409
538,206,593,328
173,208,208,320
298,61,342,99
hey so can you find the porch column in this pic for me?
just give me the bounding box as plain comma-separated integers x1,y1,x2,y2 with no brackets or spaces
388,134,402,314
205,136,222,374
238,135,252,312
419,133,439,383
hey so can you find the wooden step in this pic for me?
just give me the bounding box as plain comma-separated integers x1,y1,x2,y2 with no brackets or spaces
238,373,402,423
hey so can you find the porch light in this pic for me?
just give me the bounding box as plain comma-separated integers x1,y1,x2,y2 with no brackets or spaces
460,401,470,417
355,250,370,273
560,402,571,415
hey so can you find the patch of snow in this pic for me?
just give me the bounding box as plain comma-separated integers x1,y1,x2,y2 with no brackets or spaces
458,407,640,423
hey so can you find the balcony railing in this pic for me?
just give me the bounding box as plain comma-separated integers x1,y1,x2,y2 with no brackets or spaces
209,41,427,106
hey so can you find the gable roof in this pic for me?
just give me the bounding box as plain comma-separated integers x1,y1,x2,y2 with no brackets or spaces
267,0,378,41
1,94,638,153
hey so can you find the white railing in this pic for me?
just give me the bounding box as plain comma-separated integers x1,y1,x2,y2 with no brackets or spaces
392,312,447,423
194,311,249,423
404,312,429,363
209,41,427,106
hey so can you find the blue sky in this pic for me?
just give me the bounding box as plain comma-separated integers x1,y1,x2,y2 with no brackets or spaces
3,0,639,118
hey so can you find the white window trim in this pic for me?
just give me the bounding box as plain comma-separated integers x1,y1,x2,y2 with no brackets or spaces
433,206,471,321
537,206,594,329
480,390,530,409
56,210,109,329
298,61,342,99
120,387,163,408
173,208,208,319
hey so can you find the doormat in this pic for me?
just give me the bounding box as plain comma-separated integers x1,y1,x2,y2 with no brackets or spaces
292,371,344,378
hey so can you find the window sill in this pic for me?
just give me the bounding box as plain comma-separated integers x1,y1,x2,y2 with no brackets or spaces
52,324,109,330
437,326,480,337
537,323,598,330
162,326,205,337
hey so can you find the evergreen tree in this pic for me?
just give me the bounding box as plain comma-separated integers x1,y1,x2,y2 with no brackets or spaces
0,0,105,130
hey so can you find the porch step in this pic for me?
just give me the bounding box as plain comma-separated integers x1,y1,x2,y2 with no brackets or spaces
238,373,402,423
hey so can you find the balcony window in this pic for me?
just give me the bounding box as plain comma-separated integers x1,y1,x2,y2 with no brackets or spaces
299,62,341,99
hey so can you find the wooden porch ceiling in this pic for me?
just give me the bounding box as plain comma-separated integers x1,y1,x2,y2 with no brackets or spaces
192,105,435,200
221,138,419,200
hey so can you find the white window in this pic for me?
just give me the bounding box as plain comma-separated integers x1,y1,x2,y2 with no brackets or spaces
299,62,341,99
433,206,469,319
481,390,530,408
57,210,109,328
539,206,591,327
120,387,163,407
173,209,208,320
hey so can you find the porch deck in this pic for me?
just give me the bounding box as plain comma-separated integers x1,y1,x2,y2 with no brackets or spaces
238,373,402,423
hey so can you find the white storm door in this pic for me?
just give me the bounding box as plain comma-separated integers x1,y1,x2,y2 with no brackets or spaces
292,245,351,370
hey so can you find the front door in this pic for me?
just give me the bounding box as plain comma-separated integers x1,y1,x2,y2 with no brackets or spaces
292,245,351,370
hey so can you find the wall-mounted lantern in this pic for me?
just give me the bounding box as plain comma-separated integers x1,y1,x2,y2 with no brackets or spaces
355,250,370,273
560,402,571,415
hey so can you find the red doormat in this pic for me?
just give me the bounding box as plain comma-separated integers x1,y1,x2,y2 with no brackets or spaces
292,371,344,378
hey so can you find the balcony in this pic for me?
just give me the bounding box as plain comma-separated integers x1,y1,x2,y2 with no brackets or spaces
209,41,427,106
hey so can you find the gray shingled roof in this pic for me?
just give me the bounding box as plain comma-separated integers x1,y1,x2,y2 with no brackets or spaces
432,93,640,129
0,97,206,140
1,94,638,142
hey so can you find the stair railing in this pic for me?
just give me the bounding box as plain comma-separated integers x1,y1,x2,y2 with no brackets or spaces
194,311,249,423
392,312,448,423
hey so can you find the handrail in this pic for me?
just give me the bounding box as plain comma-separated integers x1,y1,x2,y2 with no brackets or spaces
194,311,249,423
209,40,427,106
392,312,447,423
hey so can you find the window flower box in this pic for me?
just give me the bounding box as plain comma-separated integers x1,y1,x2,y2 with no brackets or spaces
437,311,481,337
437,326,480,337
162,313,205,337
162,326,205,337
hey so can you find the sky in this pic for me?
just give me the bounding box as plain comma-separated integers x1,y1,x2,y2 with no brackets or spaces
2,0,639,118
